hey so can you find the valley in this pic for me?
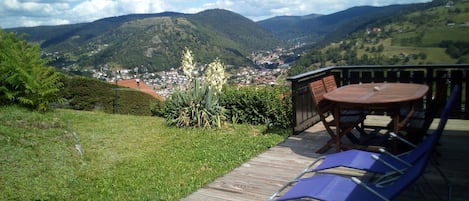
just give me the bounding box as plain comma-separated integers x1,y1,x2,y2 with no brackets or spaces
4,0,469,96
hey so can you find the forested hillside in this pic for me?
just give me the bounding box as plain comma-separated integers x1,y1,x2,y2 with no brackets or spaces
6,9,282,73
289,0,469,75
258,4,425,44
7,1,468,78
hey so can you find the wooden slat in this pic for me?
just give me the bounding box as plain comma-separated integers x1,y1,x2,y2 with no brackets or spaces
182,116,469,201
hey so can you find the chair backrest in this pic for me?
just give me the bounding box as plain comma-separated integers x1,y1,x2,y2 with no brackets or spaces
434,85,460,140
309,80,327,107
401,129,438,164
402,85,460,164
432,77,450,115
379,151,431,199
322,75,338,92
421,80,449,132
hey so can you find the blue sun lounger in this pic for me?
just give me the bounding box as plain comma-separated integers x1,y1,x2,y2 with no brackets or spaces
268,85,459,201
275,151,431,201
267,130,438,201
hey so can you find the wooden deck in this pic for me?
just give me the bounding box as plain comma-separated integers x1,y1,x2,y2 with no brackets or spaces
182,116,469,201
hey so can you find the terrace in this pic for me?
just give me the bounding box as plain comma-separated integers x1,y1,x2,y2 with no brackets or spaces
289,64,468,134
183,64,469,201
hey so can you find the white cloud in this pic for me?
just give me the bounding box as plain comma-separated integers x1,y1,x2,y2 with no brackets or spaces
199,0,432,20
65,0,167,24
0,0,432,28
0,0,72,28
69,0,116,21
116,0,165,14
21,17,70,27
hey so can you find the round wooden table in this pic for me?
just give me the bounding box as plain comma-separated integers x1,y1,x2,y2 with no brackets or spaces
323,83,429,149
323,83,429,107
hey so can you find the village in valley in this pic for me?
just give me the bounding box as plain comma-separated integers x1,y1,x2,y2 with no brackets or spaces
91,48,293,98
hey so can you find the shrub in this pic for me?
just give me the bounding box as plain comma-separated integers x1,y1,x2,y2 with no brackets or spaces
59,75,159,116
221,85,292,129
164,79,225,128
0,29,63,111
162,47,227,128
150,99,166,117
154,47,293,129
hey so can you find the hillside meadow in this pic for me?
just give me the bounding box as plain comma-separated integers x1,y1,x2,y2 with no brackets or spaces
0,106,288,200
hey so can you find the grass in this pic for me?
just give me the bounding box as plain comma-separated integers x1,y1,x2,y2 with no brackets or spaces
355,39,456,64
421,27,469,46
0,106,289,200
381,38,456,63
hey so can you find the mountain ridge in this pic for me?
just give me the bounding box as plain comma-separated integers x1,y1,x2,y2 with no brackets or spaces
7,9,282,73
258,4,415,44
5,2,441,73
287,0,469,75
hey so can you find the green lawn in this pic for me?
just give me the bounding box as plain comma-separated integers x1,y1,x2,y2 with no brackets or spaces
357,38,457,64
0,106,288,200
421,27,469,46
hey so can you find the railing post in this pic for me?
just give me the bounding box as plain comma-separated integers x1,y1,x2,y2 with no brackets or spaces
290,79,299,135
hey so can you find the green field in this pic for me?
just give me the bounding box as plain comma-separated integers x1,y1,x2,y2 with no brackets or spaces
0,106,288,200
421,27,469,46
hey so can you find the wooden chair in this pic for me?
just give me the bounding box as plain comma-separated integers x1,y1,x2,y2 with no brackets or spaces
322,75,364,116
322,75,338,93
322,75,369,138
309,79,365,153
392,80,449,146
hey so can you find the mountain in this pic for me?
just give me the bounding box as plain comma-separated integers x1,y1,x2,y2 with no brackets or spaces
6,1,451,75
256,14,322,42
258,4,424,45
287,0,469,76
6,9,282,72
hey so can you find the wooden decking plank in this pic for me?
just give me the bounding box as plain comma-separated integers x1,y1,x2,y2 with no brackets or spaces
182,188,253,201
205,180,277,198
183,117,469,201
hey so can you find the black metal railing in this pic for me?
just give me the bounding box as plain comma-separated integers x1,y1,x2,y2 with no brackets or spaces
288,64,469,134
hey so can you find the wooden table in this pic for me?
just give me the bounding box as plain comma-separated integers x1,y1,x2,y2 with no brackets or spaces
323,83,429,149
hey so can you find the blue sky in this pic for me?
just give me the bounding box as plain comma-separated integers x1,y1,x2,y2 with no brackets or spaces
0,0,431,29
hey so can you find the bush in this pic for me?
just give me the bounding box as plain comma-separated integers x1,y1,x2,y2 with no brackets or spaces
154,47,293,129
150,99,166,117
160,47,227,128
60,75,159,116
152,84,293,129
164,79,226,128
0,29,63,111
221,85,292,129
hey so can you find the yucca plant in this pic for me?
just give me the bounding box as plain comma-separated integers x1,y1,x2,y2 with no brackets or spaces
165,79,225,128
163,47,227,128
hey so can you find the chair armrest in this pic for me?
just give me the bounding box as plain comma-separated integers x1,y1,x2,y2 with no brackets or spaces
389,132,417,148
351,177,390,201
378,148,413,167
371,154,405,175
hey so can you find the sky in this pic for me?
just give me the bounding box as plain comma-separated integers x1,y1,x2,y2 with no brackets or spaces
0,0,432,29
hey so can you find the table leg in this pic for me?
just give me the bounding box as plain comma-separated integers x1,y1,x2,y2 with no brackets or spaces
391,103,416,153
399,103,416,129
334,106,341,152
394,102,416,134
393,111,400,134
390,107,400,153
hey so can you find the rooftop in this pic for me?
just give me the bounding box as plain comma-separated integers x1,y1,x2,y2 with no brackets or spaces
115,79,164,101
